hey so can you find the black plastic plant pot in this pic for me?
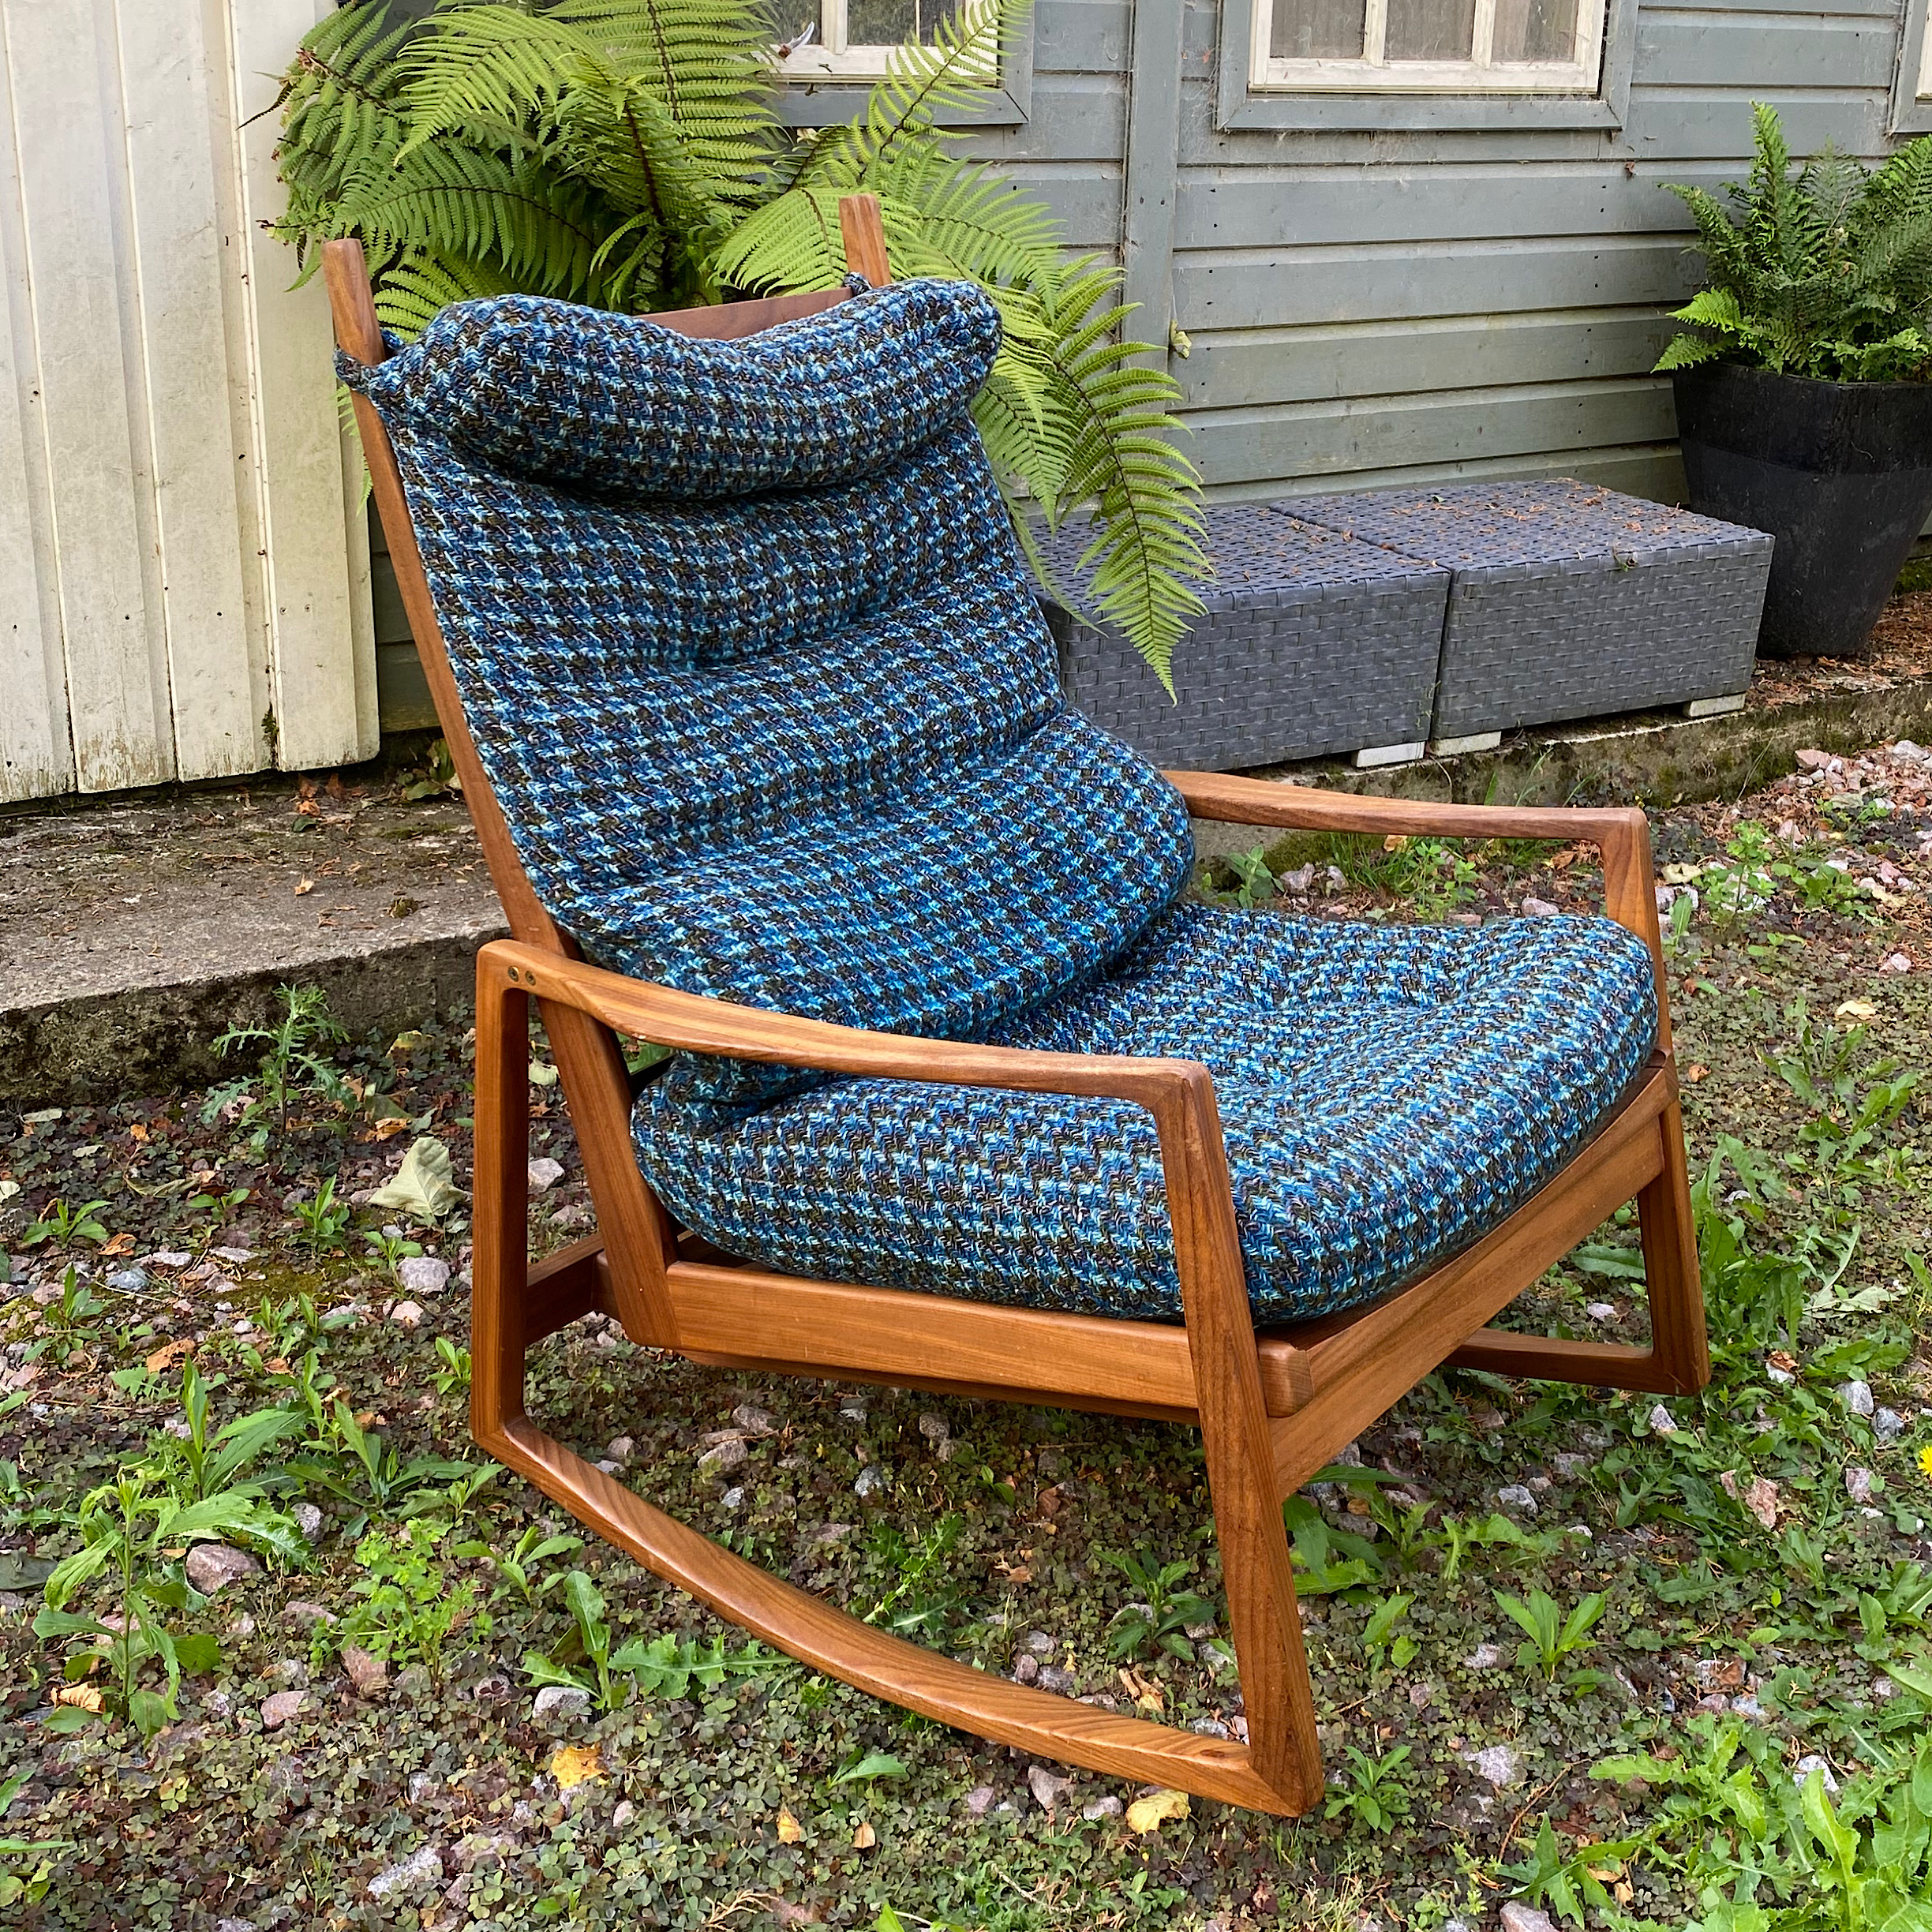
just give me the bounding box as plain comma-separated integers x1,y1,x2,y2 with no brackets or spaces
1672,362,1932,658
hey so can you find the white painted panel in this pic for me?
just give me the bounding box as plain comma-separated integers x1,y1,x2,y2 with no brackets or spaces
0,5,70,801
226,0,377,773
5,0,172,792
116,0,262,781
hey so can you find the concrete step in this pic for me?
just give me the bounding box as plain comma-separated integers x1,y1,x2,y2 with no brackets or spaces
1,776,504,1103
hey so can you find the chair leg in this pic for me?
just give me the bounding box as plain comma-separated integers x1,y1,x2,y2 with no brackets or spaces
467,963,1317,1814
1446,1087,1710,1397
1634,1090,1710,1393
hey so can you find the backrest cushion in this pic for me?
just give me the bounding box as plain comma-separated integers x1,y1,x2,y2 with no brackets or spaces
352,281,1001,500
344,281,1193,1102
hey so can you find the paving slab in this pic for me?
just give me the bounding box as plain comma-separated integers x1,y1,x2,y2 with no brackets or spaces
1,777,504,1104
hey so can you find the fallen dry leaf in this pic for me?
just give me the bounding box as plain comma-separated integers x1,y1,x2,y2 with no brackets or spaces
852,1820,876,1849
1685,1065,1709,1084
99,1232,136,1256
1125,1788,1190,1833
54,1684,103,1713
1837,998,1878,1020
372,1117,410,1141
294,878,314,897
549,1744,603,1791
776,1807,804,1844
128,1121,150,1144
144,1338,195,1376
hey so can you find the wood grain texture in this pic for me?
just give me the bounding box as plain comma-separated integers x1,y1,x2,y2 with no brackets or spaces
839,193,891,285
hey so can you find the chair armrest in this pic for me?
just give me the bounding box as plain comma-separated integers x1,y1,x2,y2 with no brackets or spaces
482,940,1200,1108
1165,769,1668,1011
477,938,1255,1406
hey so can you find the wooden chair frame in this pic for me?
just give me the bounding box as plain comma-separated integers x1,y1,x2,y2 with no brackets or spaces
322,197,1709,1817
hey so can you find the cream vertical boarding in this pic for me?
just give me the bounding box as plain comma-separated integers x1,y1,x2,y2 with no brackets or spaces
226,0,376,776
3,0,174,794
118,0,264,781
0,2,71,800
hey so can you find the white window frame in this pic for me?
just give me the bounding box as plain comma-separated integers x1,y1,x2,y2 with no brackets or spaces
776,0,981,82
1889,0,1932,135
1919,12,1932,98
1249,0,1608,94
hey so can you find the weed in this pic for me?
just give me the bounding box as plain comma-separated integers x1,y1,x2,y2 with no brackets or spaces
1097,1547,1216,1660
1203,844,1278,909
400,735,462,801
35,1471,292,1739
1499,1816,1642,1926
151,1357,304,1509
0,1770,72,1908
1362,1591,1417,1671
432,1335,472,1397
204,984,352,1146
332,1521,486,1681
44,1265,106,1334
864,1514,967,1642
286,1398,473,1534
486,1524,583,1610
1495,1587,1609,1683
363,1226,424,1278
292,1175,350,1258
22,1198,109,1250
1324,1743,1415,1833
522,1570,769,1711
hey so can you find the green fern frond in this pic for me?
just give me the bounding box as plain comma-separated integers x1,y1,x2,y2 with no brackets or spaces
1660,103,1932,382
336,142,608,302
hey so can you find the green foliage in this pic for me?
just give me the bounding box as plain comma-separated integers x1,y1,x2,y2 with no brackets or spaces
486,1522,583,1609
293,1175,351,1258
863,1513,967,1642
204,983,353,1146
1597,1718,1932,1932
271,0,1207,682
1096,1547,1215,1660
1500,1815,1642,1927
149,1358,305,1511
21,1197,108,1251
1324,1743,1415,1833
1202,842,1279,909
34,1473,292,1739
1493,1586,1609,1683
523,1569,770,1709
0,1770,72,1909
1658,103,1932,382
288,1397,474,1535
1361,1590,1417,1672
335,1519,488,1680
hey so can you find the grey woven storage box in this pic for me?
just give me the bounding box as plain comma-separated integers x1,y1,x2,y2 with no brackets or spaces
1038,505,1447,769
1279,480,1772,739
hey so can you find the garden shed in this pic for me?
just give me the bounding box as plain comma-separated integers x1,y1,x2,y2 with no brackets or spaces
4,0,1931,802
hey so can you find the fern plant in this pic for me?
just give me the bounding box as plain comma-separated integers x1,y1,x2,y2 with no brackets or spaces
271,0,1206,684
1657,102,1932,384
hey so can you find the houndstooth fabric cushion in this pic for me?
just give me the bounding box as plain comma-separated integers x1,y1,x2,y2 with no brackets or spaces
346,279,1657,1323
635,901,1657,1324
350,281,999,500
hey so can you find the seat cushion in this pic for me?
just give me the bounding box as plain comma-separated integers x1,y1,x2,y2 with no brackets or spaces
631,903,1660,1325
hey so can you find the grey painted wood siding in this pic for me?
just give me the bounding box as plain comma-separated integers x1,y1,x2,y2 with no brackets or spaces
976,0,1919,507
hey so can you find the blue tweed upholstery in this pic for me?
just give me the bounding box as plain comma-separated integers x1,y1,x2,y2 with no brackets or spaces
345,279,1659,1325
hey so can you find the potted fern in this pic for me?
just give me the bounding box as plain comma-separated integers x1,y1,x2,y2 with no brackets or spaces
271,0,1205,689
1658,104,1932,658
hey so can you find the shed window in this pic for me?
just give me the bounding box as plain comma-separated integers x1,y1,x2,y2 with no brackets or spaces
774,0,971,80
1252,0,1608,92
1920,12,1932,99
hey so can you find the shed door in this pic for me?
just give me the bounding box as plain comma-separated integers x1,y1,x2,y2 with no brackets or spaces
0,0,375,804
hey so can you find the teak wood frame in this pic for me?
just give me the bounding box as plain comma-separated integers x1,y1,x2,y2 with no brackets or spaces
323,195,1709,1818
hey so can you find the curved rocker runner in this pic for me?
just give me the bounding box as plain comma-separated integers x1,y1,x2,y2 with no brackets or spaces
323,195,1709,1818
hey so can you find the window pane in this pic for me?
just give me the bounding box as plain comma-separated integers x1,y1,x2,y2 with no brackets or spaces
848,0,964,43
1385,0,1475,60
1271,0,1368,58
1492,0,1580,62
766,0,826,52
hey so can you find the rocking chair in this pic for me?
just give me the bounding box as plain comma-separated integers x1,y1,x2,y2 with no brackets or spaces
323,196,1708,1817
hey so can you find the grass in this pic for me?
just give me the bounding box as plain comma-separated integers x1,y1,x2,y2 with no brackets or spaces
2,757,1932,1927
